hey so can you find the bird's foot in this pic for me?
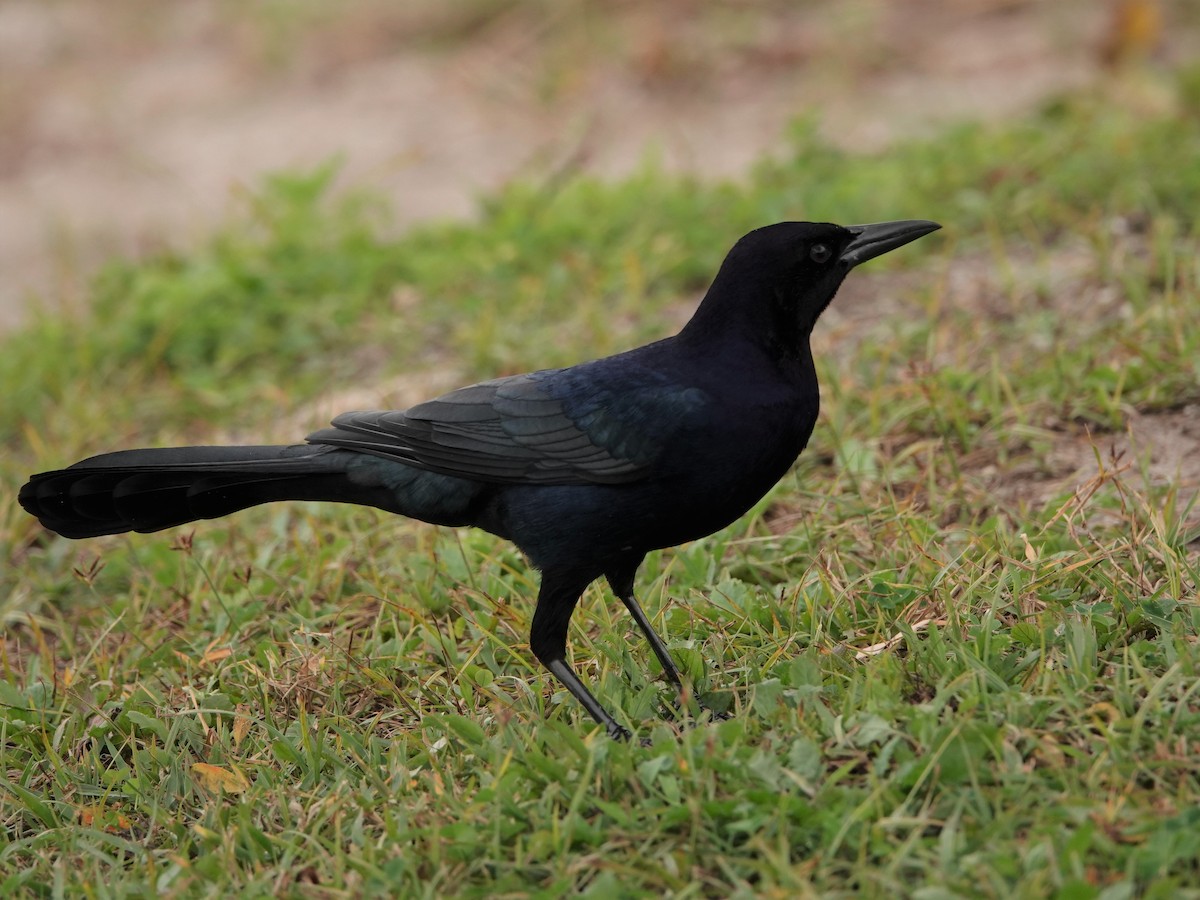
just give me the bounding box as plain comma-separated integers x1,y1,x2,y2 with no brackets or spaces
685,704,732,730
606,722,633,741
673,688,731,724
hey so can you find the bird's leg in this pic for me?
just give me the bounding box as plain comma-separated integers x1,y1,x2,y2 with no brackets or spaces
530,570,631,740
605,565,729,721
616,584,689,694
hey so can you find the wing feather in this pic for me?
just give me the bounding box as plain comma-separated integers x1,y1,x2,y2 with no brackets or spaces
306,364,707,485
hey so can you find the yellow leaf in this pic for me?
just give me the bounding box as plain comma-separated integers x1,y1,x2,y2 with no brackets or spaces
202,647,232,665
1021,533,1038,563
233,706,252,747
1101,0,1162,66
192,763,250,794
78,804,133,832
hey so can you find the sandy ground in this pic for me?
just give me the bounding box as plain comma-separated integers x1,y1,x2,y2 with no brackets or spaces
3,0,1192,331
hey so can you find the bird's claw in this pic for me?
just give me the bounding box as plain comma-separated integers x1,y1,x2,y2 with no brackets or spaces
607,722,633,741
674,688,732,724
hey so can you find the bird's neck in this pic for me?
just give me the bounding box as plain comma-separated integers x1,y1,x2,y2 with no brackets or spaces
675,308,816,394
678,282,815,369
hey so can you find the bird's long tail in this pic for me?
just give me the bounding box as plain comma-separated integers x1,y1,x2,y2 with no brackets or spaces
18,444,387,539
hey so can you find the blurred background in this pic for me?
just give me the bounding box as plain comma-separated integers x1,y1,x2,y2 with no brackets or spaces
1,0,1195,331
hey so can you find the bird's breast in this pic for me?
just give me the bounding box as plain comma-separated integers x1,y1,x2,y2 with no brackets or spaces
648,393,817,539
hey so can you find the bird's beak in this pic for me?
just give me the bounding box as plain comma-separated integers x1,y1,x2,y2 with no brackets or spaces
840,220,941,268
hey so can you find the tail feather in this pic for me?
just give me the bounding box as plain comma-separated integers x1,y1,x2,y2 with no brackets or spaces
19,444,367,539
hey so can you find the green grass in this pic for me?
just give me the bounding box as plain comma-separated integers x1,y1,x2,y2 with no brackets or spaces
3,71,1200,897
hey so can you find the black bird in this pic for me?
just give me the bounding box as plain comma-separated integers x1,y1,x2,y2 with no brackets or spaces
19,219,940,739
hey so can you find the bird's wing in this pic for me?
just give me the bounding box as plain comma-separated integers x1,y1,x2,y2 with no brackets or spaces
305,366,709,485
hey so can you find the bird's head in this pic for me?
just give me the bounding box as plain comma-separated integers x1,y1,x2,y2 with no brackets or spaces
683,219,941,355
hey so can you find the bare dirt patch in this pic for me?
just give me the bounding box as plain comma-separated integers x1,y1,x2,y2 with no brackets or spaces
2,0,1195,330
987,407,1200,513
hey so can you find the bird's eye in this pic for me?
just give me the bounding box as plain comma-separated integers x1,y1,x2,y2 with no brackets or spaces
809,243,832,264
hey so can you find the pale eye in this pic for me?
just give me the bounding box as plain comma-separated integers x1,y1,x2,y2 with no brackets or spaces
809,243,832,264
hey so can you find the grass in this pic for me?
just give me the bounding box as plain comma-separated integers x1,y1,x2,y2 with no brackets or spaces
3,68,1200,896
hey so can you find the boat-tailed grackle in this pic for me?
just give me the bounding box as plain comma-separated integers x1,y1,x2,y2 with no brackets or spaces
20,219,940,739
